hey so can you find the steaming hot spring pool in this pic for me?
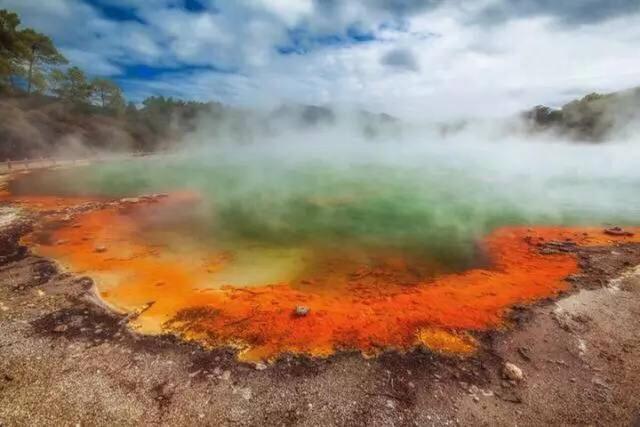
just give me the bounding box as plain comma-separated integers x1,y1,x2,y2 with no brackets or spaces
6,143,640,361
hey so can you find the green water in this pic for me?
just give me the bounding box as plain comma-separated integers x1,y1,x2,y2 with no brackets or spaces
11,141,640,272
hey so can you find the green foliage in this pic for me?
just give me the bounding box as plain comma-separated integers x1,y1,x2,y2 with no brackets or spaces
125,101,138,117
92,77,125,115
0,9,23,90
138,96,213,140
19,28,67,93
526,88,640,141
528,105,563,126
1,8,235,157
0,10,20,51
49,66,93,107
0,8,67,93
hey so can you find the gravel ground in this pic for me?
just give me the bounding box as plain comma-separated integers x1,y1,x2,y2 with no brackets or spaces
1,210,640,426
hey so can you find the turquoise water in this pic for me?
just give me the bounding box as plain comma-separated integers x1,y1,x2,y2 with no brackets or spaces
11,141,640,271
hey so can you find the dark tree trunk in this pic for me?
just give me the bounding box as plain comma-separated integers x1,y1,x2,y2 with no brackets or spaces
26,57,34,94
26,45,37,95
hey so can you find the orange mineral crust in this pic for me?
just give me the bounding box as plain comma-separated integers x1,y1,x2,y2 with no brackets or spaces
17,194,640,361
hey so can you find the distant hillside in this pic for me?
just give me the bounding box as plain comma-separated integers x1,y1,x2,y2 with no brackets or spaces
524,87,640,141
0,90,401,160
267,104,399,139
0,91,230,160
1,94,136,160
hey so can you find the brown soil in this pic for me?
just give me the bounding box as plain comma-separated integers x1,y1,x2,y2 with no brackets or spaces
1,210,640,426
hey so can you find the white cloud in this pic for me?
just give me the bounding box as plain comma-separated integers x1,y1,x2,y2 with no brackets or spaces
61,48,123,75
4,0,640,119
250,0,314,25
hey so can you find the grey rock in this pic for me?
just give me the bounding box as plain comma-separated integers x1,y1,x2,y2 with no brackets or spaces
294,306,310,317
503,362,524,382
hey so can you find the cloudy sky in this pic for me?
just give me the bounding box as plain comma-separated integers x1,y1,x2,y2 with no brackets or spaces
3,0,640,119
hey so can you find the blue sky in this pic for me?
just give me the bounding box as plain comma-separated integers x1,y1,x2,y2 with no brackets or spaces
2,0,640,119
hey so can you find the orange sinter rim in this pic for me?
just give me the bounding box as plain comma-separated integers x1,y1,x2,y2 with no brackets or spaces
9,191,640,362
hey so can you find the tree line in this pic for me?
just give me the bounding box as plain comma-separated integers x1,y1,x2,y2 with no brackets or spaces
525,88,640,142
1,8,227,158
1,9,128,115
1,8,219,120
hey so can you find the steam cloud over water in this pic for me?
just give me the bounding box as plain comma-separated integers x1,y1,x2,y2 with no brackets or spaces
12,118,640,273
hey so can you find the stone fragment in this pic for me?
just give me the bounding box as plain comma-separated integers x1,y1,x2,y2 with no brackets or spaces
604,227,634,237
294,306,310,317
503,362,524,382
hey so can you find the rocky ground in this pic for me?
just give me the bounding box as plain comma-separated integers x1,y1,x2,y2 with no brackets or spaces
1,208,640,426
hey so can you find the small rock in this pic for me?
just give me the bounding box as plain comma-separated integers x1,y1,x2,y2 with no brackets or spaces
540,248,558,256
94,245,107,253
240,387,252,400
565,274,584,283
495,389,523,404
53,324,68,333
604,227,634,237
502,362,524,382
592,378,609,389
254,362,267,371
546,241,576,252
120,197,140,204
572,313,591,324
517,347,531,362
481,389,494,397
294,306,310,317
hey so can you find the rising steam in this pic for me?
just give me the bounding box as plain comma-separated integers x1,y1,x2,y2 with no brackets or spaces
11,98,640,274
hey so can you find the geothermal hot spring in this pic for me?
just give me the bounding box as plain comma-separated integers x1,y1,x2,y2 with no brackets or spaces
6,137,640,361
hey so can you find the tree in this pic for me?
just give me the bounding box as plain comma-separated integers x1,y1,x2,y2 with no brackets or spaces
125,101,139,121
125,101,138,114
92,77,126,115
18,28,66,93
0,10,22,89
49,66,92,106
0,9,66,93
0,10,20,52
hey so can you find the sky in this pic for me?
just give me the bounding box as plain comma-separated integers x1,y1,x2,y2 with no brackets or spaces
2,0,640,119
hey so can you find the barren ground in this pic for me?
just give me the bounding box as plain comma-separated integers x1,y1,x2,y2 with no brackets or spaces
1,206,640,426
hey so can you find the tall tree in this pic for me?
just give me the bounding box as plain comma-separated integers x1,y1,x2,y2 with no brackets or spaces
0,9,66,93
91,77,126,115
18,28,66,94
0,9,20,51
0,9,22,89
49,66,92,106
125,101,138,117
